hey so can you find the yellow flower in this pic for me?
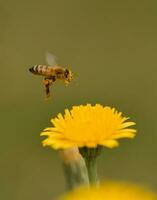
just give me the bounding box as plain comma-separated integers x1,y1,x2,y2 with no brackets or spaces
59,181,157,200
41,104,136,149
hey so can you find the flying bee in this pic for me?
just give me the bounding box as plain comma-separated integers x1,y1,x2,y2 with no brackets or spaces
29,52,73,98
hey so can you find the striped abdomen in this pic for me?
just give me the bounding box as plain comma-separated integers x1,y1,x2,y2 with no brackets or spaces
29,65,54,76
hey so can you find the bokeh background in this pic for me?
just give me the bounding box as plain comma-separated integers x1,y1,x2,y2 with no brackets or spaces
0,0,157,199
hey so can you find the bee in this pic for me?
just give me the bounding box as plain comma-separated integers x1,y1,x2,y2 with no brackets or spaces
29,53,73,98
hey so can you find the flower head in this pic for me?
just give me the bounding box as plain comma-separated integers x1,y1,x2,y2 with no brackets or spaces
59,181,157,200
41,104,136,149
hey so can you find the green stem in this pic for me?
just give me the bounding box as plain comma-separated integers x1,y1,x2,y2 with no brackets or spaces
85,156,98,184
62,162,75,190
60,148,89,191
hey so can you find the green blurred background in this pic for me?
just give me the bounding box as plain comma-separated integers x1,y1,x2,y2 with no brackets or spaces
0,0,157,199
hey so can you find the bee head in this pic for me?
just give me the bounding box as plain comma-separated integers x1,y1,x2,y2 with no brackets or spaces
64,68,73,82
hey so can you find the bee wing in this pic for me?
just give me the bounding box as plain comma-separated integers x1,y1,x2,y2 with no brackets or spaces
45,52,58,66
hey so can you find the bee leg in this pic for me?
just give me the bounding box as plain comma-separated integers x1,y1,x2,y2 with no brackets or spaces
45,84,50,98
64,80,69,86
43,78,52,98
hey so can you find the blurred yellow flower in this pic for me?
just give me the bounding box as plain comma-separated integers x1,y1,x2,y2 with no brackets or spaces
59,181,157,200
41,104,136,149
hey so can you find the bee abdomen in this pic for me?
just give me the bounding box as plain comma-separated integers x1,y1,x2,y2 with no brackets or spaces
29,65,47,75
